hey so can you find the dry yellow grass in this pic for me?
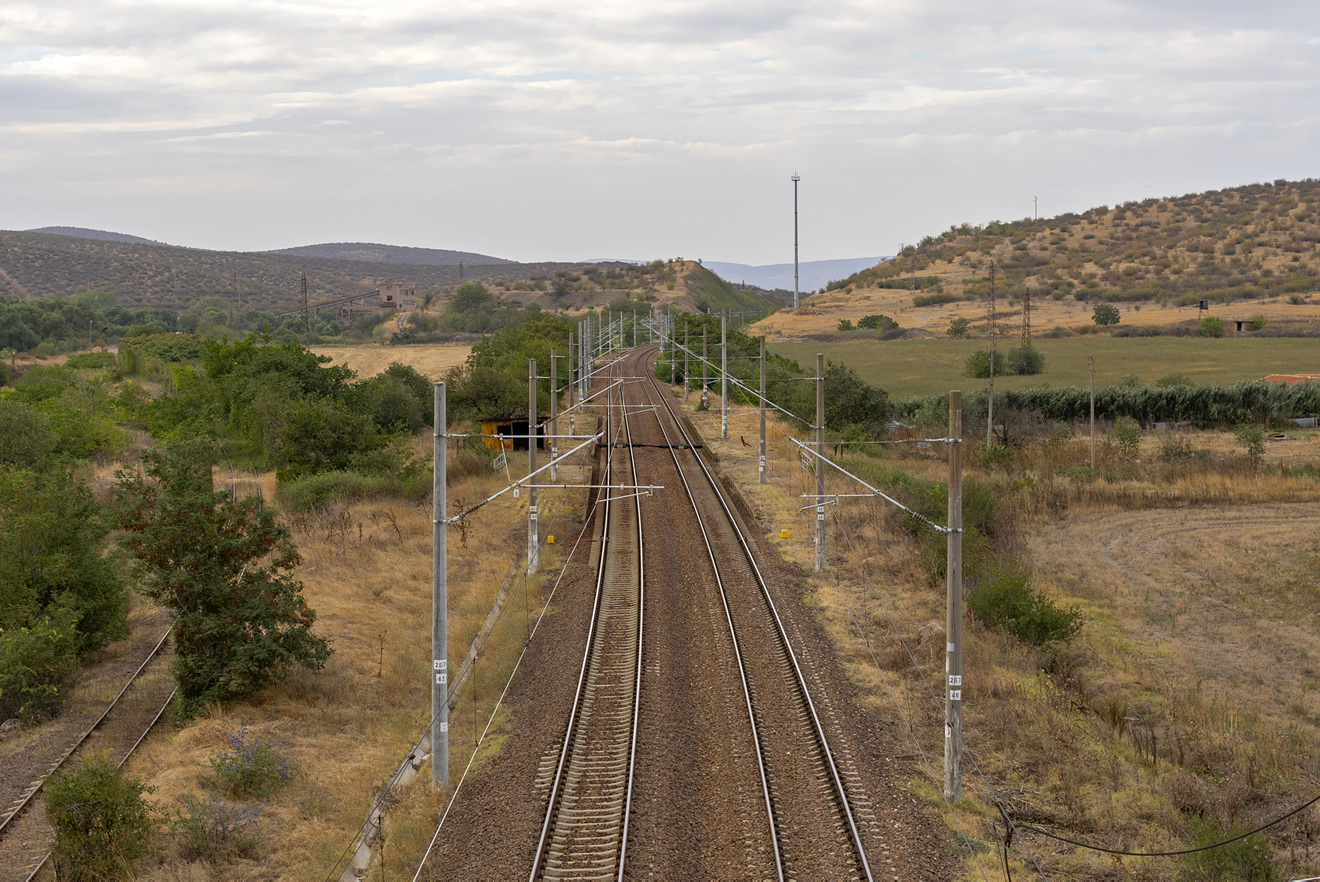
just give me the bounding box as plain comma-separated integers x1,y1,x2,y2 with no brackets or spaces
123,433,595,881
678,382,1320,880
753,285,1320,339
310,344,471,382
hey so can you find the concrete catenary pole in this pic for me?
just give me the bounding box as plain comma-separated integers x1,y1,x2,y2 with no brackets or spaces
669,309,676,386
528,359,539,575
432,383,449,788
550,349,559,482
568,332,576,437
702,324,709,409
721,313,728,440
815,353,825,572
684,322,690,403
986,263,996,448
759,336,767,484
945,390,963,803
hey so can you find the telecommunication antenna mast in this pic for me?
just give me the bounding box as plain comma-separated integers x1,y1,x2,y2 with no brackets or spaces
792,172,801,309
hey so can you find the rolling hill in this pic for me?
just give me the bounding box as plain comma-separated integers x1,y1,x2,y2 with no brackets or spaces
754,178,1320,339
265,242,512,266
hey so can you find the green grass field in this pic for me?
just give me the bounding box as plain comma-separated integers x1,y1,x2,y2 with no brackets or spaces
770,337,1320,398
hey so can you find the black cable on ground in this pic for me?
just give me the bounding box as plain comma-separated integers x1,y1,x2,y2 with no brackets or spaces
1016,791,1320,857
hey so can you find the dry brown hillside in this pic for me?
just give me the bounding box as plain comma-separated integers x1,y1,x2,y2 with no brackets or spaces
756,178,1320,339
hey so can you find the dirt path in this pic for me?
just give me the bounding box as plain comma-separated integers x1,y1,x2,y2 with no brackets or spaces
1027,501,1320,725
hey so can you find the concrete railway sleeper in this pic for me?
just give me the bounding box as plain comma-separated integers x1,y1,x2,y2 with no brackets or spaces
629,345,876,882
531,361,645,882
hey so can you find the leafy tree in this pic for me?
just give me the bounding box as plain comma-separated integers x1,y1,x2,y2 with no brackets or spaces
1235,424,1266,474
1092,304,1121,326
0,399,56,468
1249,313,1267,331
1199,315,1226,337
946,317,971,338
46,752,157,881
276,397,386,481
1006,345,1045,375
964,349,993,378
116,440,331,716
837,319,855,331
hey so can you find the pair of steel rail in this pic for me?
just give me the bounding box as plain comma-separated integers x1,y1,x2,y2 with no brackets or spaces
529,347,872,881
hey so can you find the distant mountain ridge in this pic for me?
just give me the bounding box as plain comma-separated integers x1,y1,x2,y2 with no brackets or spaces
705,257,888,292
28,226,169,246
266,242,512,266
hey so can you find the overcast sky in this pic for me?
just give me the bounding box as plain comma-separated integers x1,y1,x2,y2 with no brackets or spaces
2,1,1318,264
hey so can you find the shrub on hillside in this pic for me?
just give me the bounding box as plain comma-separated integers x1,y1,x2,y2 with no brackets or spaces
46,753,157,881
969,567,1082,648
211,725,295,799
1200,315,1226,337
1005,345,1046,375
0,609,79,721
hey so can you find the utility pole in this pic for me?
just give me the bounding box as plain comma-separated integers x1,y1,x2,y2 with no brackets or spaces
432,383,449,788
568,332,576,437
301,273,310,347
1022,285,1031,347
792,173,802,309
528,359,538,575
720,313,728,439
945,391,963,803
684,322,690,403
815,353,825,572
701,324,709,409
759,336,767,484
986,262,996,448
669,310,676,386
1034,195,1038,221
550,349,559,482
1089,355,1096,471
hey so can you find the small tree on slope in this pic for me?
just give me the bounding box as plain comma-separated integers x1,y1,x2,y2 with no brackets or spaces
116,439,331,717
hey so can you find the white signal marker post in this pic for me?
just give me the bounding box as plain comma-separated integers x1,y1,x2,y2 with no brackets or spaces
945,390,963,803
432,382,449,788
720,313,728,440
528,359,539,575
759,336,767,484
815,353,825,572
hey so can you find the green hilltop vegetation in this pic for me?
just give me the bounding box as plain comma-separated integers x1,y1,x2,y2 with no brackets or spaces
832,178,1320,308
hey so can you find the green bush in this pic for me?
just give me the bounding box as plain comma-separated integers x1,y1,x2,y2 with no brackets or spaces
1249,313,1267,331
913,292,959,308
969,566,1082,648
858,313,899,331
1199,315,1226,337
837,319,855,332
1179,816,1278,881
0,468,129,655
946,317,971,338
1005,345,1045,375
0,608,79,721
46,752,157,880
1235,424,1265,473
211,725,295,799
173,792,261,862
964,349,993,378
1110,416,1142,458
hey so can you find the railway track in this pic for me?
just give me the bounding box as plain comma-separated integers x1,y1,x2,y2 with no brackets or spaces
627,343,876,881
531,358,645,881
532,343,884,880
0,621,177,882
